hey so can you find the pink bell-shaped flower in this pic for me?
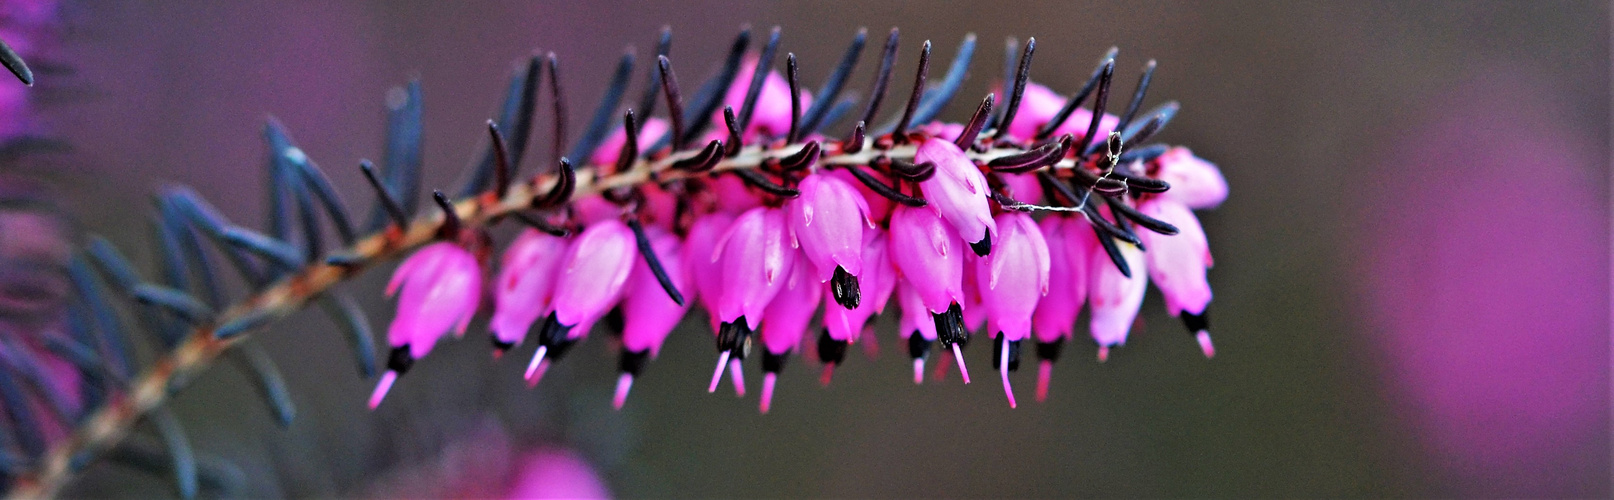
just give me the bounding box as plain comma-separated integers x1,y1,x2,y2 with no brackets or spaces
708,206,796,395
1139,196,1216,358
371,241,482,409
614,225,691,409
489,229,570,354
525,219,637,383
820,227,896,379
682,211,734,331
915,137,996,255
975,212,1050,408
788,173,872,309
895,278,939,385
1153,146,1228,210
1087,224,1148,362
887,204,971,384
758,253,822,414
1030,215,1096,401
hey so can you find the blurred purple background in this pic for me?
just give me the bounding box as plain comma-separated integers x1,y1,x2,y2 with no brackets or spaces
14,0,1606,497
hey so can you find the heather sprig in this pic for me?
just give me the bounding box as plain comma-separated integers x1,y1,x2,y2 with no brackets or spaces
2,25,1228,498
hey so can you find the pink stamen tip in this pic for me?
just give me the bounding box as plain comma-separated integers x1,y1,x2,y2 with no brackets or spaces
1097,345,1110,363
526,362,550,388
368,371,399,410
912,358,925,385
491,349,504,361
613,373,634,410
524,346,549,381
708,351,731,394
819,364,836,386
760,373,777,414
1000,345,1017,408
952,344,971,384
1036,360,1053,403
1196,331,1216,358
729,359,747,397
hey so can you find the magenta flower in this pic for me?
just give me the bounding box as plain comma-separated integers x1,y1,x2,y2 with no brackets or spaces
504,448,611,500
824,167,893,223
709,206,796,394
974,212,1050,408
887,204,972,383
371,241,482,409
820,227,896,380
1153,146,1228,210
615,225,690,409
1002,81,1119,142
1139,196,1216,358
489,229,570,354
525,219,637,384
788,173,872,309
682,211,734,332
1030,215,1096,401
916,137,997,255
1087,224,1148,362
758,254,822,413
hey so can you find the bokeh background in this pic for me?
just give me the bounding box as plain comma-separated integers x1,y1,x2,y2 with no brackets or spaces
11,0,1607,497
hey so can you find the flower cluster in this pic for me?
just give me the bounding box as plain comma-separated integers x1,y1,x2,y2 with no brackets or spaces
370,30,1227,412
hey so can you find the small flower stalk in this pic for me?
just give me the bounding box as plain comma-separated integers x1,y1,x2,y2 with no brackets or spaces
30,26,1235,500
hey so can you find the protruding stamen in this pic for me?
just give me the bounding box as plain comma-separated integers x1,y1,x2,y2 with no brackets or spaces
729,358,747,397
368,370,399,410
760,372,777,414
951,344,971,384
912,358,925,385
1035,360,1053,403
1097,345,1111,362
991,36,1035,141
891,40,931,140
708,350,731,393
1000,338,1017,408
1197,331,1216,359
525,345,549,381
819,364,835,386
613,373,634,410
